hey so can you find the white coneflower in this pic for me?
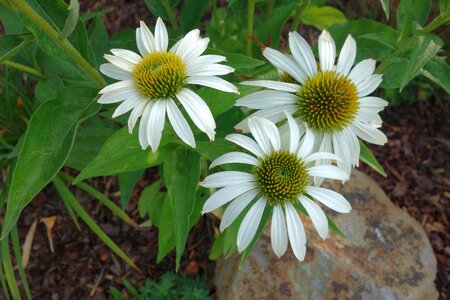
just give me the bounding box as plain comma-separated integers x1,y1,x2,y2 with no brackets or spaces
235,30,387,179
201,115,351,261
98,18,238,152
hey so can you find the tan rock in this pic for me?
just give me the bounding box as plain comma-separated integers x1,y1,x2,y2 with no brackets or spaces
215,170,438,300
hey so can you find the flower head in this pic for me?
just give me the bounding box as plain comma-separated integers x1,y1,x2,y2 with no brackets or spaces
235,30,388,179
98,18,239,152
201,115,351,260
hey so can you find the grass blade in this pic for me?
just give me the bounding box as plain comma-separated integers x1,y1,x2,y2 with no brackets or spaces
0,257,11,300
59,172,137,227
52,175,140,272
11,226,32,300
0,234,21,300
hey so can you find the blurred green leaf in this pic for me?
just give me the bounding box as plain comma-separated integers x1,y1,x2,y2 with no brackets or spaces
118,169,144,209
400,33,443,91
0,4,24,34
2,87,99,238
164,147,200,270
90,16,109,67
74,127,166,183
59,0,80,39
359,141,386,177
0,235,20,300
379,0,389,20
143,0,181,23
138,179,163,219
440,0,450,15
156,193,176,262
0,34,32,62
208,49,265,70
421,56,450,94
35,75,64,103
397,0,431,38
179,0,210,32
301,6,348,30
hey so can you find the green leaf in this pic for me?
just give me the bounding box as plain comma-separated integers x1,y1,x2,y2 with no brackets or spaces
301,6,348,30
35,74,64,103
400,33,443,91
52,176,139,271
254,3,297,48
74,127,166,183
157,193,176,262
328,215,345,238
440,0,450,15
359,141,386,177
163,147,200,270
0,34,32,62
397,0,431,38
13,0,89,60
66,120,117,170
209,231,225,260
90,16,109,67
207,49,265,70
1,86,99,238
119,170,144,209
138,179,163,219
379,0,389,19
59,0,80,39
0,4,24,34
0,235,20,300
179,0,210,32
421,56,450,94
143,0,181,22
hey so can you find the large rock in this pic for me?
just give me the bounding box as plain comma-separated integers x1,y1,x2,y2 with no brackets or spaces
215,170,438,300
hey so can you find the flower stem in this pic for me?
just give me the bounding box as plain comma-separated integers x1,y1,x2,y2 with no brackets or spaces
1,60,44,78
247,0,256,57
161,0,178,30
9,0,106,88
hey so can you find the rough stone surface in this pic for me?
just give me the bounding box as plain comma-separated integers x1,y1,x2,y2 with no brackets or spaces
215,170,438,300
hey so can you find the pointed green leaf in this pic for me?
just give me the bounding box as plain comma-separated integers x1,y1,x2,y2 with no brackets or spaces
379,0,389,19
359,141,386,177
119,170,145,209
421,56,450,94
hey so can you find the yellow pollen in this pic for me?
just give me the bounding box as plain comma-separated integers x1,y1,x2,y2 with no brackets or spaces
133,51,186,99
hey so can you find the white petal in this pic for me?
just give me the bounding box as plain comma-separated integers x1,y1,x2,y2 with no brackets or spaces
285,202,306,261
137,21,156,55
236,90,297,109
237,197,267,252
104,54,135,72
234,105,297,132
113,95,144,118
285,111,300,153
154,17,168,51
210,152,260,169
226,134,265,158
200,171,256,188
187,63,234,76
348,59,376,86
357,74,383,97
185,54,226,70
297,125,316,158
166,98,195,148
299,195,328,239
98,87,139,104
314,134,333,186
181,38,210,65
177,88,216,140
357,107,383,127
146,99,166,152
171,29,200,55
241,80,300,93
128,100,147,133
100,63,132,81
305,186,351,213
303,151,343,164
351,121,387,145
188,75,238,94
263,47,305,83
336,35,356,76
331,132,352,173
289,31,317,77
202,182,257,214
220,190,259,231
271,204,288,257
110,49,142,64
99,79,135,94
359,96,388,109
248,117,281,153
318,30,336,71
138,102,153,149
308,165,350,181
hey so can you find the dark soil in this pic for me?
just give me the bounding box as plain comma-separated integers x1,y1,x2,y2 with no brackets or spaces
2,0,449,299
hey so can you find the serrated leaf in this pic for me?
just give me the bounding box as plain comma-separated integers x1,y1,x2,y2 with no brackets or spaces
164,147,200,270
301,6,348,30
1,86,99,239
359,141,386,177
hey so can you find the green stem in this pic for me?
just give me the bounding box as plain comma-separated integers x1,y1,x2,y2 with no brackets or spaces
9,0,106,88
1,60,44,78
247,0,256,57
424,10,450,32
291,0,308,31
161,0,178,30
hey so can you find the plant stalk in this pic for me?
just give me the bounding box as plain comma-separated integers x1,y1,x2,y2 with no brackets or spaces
1,60,44,78
247,0,256,57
